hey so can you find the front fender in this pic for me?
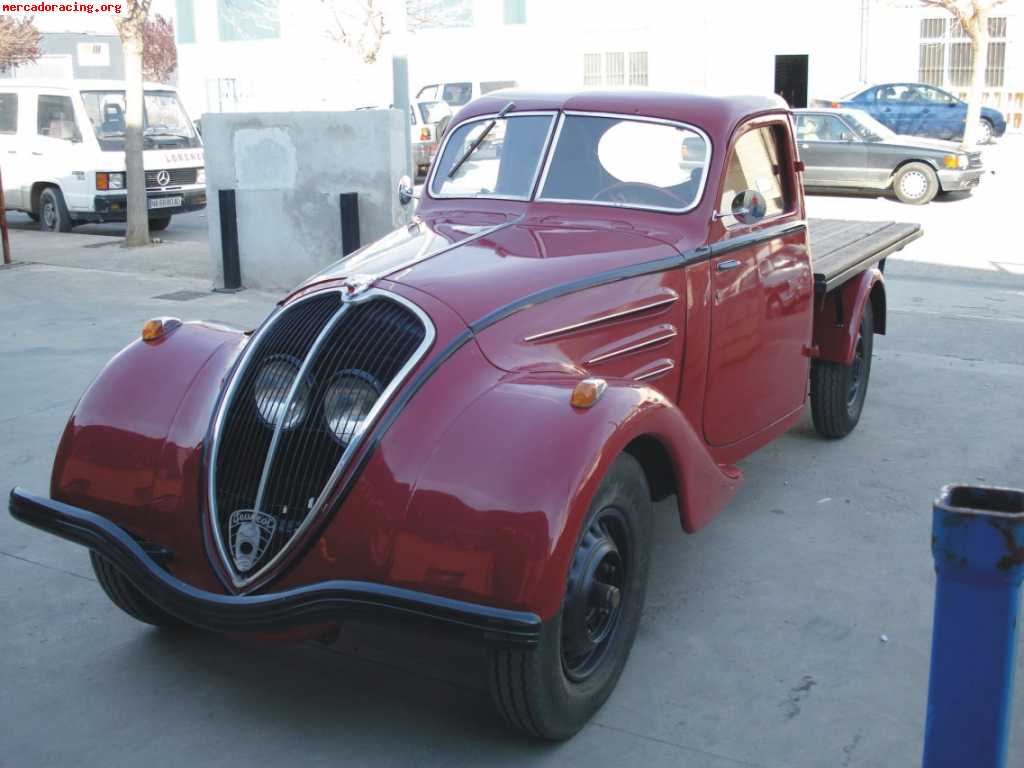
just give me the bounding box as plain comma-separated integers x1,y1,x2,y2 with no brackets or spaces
361,374,740,620
50,321,246,591
812,268,885,365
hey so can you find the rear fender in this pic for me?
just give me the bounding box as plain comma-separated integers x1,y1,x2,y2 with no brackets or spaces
812,268,885,365
388,374,741,620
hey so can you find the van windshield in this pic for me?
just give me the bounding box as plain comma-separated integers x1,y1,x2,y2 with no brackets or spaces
80,90,200,151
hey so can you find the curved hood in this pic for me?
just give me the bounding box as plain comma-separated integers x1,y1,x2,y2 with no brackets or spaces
299,212,684,328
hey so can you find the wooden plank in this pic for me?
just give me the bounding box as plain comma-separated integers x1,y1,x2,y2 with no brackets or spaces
809,218,922,294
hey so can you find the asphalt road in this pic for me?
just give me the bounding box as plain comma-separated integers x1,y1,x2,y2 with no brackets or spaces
4,207,210,243
1,139,1022,767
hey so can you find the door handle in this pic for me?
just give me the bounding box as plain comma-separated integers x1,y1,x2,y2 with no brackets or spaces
717,259,742,272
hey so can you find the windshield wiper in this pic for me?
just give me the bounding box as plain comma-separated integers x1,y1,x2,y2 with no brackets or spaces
144,130,191,140
447,101,515,179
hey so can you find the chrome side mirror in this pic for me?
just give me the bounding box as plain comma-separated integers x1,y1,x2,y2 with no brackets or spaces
398,175,417,206
714,189,767,225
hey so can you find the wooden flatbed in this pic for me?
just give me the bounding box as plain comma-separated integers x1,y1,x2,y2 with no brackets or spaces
809,219,922,294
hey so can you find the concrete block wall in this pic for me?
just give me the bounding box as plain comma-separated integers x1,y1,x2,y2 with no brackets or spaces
203,109,411,293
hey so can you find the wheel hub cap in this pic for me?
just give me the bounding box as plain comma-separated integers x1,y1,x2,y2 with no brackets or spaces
900,171,928,199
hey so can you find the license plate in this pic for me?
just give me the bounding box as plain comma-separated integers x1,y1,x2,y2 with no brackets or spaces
148,196,182,210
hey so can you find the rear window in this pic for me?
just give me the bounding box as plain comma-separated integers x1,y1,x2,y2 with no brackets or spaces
0,93,16,134
538,115,710,212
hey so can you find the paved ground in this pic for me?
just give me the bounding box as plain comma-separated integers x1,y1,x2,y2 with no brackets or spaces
1,138,1022,767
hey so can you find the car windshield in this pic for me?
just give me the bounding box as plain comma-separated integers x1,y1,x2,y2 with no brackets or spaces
80,90,200,151
431,112,710,212
418,100,451,125
843,109,896,142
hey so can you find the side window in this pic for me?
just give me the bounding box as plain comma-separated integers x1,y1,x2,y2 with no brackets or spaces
920,86,955,104
876,85,911,103
442,82,473,106
37,95,80,141
719,126,789,222
0,93,17,134
410,106,416,125
417,85,439,100
796,114,851,142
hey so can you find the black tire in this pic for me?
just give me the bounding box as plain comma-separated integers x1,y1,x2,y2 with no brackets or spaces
810,300,873,439
38,186,74,232
892,162,939,205
977,118,994,145
89,550,183,628
148,215,172,231
489,452,653,740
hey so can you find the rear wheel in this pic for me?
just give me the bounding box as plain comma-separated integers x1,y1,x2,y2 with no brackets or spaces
892,162,938,205
488,453,653,740
90,551,182,627
38,186,74,232
148,215,172,231
810,300,873,439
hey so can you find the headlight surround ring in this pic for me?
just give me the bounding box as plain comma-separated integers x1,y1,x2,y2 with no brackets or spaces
322,369,383,446
252,354,311,430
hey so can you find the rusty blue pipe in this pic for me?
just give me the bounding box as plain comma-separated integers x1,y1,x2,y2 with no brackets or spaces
923,485,1024,768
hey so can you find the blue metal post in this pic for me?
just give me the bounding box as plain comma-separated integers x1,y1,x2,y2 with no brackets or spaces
923,485,1024,768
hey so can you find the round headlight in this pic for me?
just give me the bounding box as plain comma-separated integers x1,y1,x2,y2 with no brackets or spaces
323,370,381,445
253,356,310,430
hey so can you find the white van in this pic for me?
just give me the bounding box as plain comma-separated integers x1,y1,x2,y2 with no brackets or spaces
415,80,518,109
0,79,205,232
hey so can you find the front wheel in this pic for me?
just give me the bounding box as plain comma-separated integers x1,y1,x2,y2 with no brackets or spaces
488,452,653,740
810,300,874,439
149,215,172,231
38,186,74,232
977,118,994,145
892,162,938,205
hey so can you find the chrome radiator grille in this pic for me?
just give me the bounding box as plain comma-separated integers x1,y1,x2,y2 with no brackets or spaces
208,289,432,588
967,151,982,170
146,167,199,189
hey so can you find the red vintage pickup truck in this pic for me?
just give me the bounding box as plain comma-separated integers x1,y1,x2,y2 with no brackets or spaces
10,91,922,740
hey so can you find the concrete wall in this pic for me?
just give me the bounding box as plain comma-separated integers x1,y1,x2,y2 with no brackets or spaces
203,109,411,293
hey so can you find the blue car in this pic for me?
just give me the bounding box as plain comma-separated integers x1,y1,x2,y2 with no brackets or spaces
819,83,1007,144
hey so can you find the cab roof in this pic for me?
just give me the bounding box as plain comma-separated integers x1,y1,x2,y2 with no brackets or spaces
454,89,790,138
0,78,177,91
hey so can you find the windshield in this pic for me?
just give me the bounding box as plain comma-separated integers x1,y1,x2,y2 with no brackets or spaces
430,112,711,212
842,109,896,142
418,100,451,125
80,90,200,151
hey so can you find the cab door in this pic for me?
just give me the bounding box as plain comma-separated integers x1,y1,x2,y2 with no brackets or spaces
0,91,24,209
703,122,813,447
30,93,88,211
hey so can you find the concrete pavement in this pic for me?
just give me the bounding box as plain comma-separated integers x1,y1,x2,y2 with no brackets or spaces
1,140,1023,767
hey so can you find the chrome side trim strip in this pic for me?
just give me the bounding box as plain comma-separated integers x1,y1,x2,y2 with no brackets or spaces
635,362,675,381
523,295,678,342
206,288,435,593
586,329,678,365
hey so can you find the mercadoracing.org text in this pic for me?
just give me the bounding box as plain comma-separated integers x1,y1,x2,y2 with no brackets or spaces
2,3,122,13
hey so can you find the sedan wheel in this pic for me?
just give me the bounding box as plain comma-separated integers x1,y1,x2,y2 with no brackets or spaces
892,162,939,205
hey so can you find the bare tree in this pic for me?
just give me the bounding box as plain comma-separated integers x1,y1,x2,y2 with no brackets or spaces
918,0,1006,146
143,13,177,83
320,0,390,64
405,0,473,31
0,15,42,72
115,0,152,247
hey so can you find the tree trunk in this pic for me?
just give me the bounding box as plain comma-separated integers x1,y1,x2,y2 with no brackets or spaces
123,36,150,247
961,14,989,149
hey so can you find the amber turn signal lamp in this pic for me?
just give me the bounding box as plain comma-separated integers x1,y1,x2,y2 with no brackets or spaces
141,317,182,342
571,378,607,409
96,172,109,190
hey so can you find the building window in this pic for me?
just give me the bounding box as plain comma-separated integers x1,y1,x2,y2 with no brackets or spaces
918,16,1008,89
218,0,280,42
503,0,525,24
605,52,625,85
628,51,648,85
583,51,649,86
406,0,473,30
584,53,601,86
176,0,196,43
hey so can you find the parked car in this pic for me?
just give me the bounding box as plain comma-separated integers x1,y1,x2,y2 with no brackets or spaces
794,107,983,204
0,79,206,232
11,90,924,741
411,99,452,179
415,79,518,108
817,82,1006,144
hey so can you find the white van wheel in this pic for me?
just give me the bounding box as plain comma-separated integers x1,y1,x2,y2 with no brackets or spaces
39,187,74,233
